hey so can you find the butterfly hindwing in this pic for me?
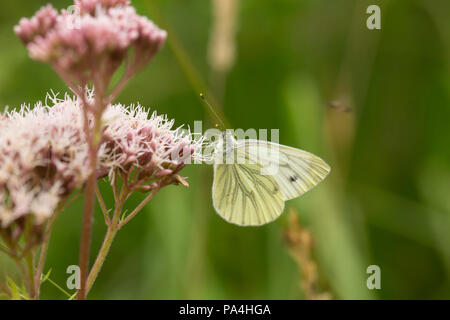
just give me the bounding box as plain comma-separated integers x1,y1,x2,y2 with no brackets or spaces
212,162,285,226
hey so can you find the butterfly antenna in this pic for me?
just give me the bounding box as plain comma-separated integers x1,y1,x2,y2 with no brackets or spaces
200,93,226,129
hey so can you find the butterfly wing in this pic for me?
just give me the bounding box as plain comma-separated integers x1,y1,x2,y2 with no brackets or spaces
212,162,285,226
236,140,330,200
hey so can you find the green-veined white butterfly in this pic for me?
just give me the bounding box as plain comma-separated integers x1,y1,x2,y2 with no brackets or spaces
199,93,330,226
211,131,330,226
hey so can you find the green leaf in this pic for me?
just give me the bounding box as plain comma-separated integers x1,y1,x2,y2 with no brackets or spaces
41,268,52,283
6,277,21,300
0,293,10,300
120,209,128,222
68,292,77,300
45,276,72,298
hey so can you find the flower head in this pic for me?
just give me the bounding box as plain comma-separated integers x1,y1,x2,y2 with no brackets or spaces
0,93,203,227
15,1,166,92
100,103,204,191
0,94,90,226
14,5,59,45
75,0,130,15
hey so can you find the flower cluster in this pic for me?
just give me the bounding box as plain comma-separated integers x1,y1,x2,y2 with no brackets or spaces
101,104,203,192
0,93,202,227
75,0,131,15
15,0,166,90
8,0,182,300
0,95,89,226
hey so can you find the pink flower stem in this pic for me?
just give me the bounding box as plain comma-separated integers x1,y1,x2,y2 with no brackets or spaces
77,86,105,300
105,60,133,105
95,186,111,226
53,65,84,100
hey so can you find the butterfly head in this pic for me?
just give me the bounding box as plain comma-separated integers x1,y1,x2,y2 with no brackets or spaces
213,130,237,164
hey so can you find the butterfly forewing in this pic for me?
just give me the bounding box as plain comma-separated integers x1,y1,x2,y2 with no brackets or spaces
237,140,331,200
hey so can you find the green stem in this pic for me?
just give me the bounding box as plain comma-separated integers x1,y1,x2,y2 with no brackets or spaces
85,223,119,295
25,252,35,299
118,187,159,229
85,193,124,295
34,240,49,299
0,280,11,297
85,183,160,296
34,220,56,299
46,277,72,298
1,230,32,299
96,185,111,225
12,257,31,298
0,243,13,256
34,192,80,299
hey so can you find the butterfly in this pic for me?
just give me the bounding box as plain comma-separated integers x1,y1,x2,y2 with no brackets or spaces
211,131,330,226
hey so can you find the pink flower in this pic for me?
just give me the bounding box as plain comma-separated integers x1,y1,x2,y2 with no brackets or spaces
14,5,58,45
0,92,203,227
75,0,131,15
100,102,204,192
14,1,166,94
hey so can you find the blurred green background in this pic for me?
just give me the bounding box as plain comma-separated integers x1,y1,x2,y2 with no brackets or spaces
1,0,450,299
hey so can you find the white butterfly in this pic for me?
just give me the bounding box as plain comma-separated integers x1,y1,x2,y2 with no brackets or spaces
211,131,330,226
